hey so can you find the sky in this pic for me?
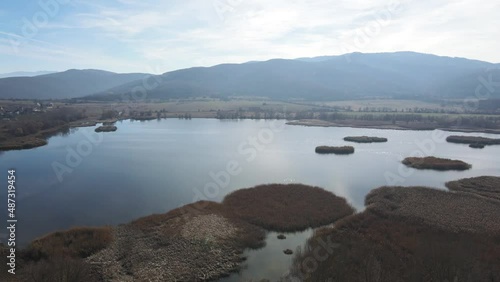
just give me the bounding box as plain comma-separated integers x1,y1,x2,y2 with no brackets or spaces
0,0,499,74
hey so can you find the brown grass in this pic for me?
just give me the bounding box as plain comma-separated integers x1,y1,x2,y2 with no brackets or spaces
94,125,117,132
402,156,471,171
285,185,500,281
85,201,267,281
130,200,265,250
223,184,355,232
447,135,500,146
446,176,500,201
315,146,355,155
469,143,485,148
343,136,388,143
24,227,113,261
365,186,500,233
19,258,98,282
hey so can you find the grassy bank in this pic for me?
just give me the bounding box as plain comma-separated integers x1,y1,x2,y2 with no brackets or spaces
2,98,500,152
402,156,471,171
287,119,500,134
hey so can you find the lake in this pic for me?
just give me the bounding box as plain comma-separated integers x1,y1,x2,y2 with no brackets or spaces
1,119,500,280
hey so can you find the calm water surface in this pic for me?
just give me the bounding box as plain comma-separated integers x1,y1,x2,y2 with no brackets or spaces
1,119,499,280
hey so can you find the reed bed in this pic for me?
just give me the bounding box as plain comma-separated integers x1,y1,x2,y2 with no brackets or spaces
402,156,471,170
315,146,355,155
223,184,355,232
343,136,388,143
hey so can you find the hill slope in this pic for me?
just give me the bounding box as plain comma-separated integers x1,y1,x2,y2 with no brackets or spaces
0,69,150,99
89,52,499,101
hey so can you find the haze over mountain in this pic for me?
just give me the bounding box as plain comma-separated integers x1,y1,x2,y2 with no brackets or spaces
1,52,498,101
0,71,56,79
0,70,150,100
89,52,499,101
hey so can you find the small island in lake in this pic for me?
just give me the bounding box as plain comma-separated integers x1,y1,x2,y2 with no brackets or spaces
0,137,48,151
446,135,500,146
315,145,355,155
469,143,485,149
402,156,471,171
9,183,354,281
95,125,118,132
343,136,388,143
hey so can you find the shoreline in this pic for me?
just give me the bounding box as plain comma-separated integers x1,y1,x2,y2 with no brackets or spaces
286,119,500,134
2,117,500,152
10,184,353,281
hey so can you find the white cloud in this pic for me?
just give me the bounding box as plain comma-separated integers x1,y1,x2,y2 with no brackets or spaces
2,0,500,73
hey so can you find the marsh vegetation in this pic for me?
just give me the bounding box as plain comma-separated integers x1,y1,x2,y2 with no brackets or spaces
446,176,500,201
223,184,355,232
469,143,485,148
446,135,500,146
9,184,354,281
284,183,500,281
94,125,117,132
402,156,471,171
343,136,388,143
315,146,355,155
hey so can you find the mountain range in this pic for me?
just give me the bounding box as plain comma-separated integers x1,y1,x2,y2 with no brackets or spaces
1,52,498,101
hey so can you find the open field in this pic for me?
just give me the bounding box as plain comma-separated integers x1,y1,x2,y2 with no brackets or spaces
402,156,472,171
311,99,465,112
284,183,500,281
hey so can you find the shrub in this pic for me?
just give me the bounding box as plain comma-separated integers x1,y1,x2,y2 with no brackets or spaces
284,185,500,281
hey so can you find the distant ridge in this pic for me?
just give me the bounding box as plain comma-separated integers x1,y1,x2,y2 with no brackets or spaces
88,51,499,101
0,69,150,99
1,52,499,100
